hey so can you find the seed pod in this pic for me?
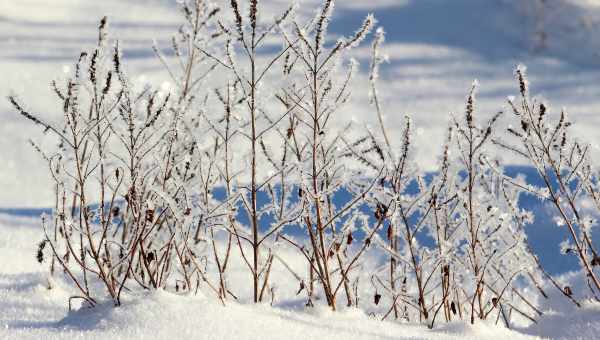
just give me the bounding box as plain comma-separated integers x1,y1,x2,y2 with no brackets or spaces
430,193,437,204
564,286,573,296
374,203,388,220
103,71,112,95
36,240,47,264
450,301,457,315
492,297,498,307
374,292,382,305
145,209,155,222
296,281,305,295
347,232,353,245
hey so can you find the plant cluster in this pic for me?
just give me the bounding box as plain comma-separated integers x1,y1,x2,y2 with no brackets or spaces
11,0,599,329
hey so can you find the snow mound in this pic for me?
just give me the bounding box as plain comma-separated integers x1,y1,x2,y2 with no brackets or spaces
521,271,600,340
3,290,538,340
527,303,600,340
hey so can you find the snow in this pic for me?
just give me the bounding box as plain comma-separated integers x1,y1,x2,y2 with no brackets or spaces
3,0,600,207
518,271,600,340
2,0,600,339
0,214,597,340
0,288,537,340
526,302,600,340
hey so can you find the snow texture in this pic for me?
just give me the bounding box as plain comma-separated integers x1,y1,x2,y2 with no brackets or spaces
0,214,598,339
2,1,600,339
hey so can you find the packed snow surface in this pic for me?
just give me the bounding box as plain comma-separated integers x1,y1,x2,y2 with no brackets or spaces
0,289,538,340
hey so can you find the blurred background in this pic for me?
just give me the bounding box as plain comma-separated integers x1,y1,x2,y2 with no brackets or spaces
2,0,600,207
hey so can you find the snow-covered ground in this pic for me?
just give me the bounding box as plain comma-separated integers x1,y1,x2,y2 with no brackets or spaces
2,211,600,340
2,0,600,339
0,213,597,340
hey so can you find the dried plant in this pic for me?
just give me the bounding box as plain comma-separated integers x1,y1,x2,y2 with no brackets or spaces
495,65,600,302
274,0,382,311
366,35,545,326
11,0,594,331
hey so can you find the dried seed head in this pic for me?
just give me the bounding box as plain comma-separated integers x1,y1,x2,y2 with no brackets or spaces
521,119,529,132
466,80,478,128
230,0,244,39
249,0,258,31
36,240,47,264
9,96,44,127
274,3,295,27
374,292,381,305
344,14,376,49
515,64,528,97
113,42,122,76
374,203,388,220
145,209,155,222
103,71,112,95
98,16,108,45
315,0,335,51
89,49,99,85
